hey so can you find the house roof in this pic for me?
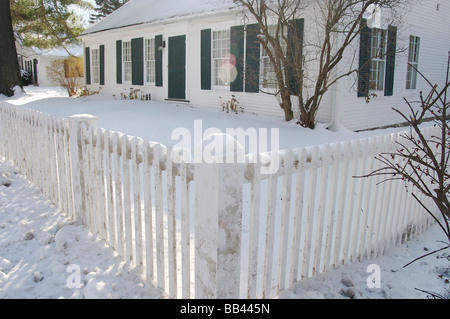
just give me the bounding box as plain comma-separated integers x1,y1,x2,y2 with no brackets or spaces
16,39,83,58
33,45,83,57
80,0,237,36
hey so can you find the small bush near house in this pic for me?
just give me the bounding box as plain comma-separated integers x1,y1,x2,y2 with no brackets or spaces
46,57,84,97
21,70,33,86
220,95,244,114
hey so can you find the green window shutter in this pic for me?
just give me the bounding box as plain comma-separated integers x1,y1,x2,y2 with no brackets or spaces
287,18,304,96
245,23,260,93
384,25,397,96
201,29,212,90
358,19,371,97
230,25,244,92
132,37,144,86
99,45,105,86
85,47,91,85
116,40,122,84
155,35,163,87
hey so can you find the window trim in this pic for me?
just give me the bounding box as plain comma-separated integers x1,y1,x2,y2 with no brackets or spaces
122,40,132,84
90,47,100,85
212,29,231,90
406,35,420,90
369,28,387,92
144,38,156,85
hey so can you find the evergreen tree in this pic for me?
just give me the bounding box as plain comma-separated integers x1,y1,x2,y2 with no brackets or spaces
11,0,92,52
90,0,130,23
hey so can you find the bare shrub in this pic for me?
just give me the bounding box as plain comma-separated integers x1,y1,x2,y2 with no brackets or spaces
46,56,84,97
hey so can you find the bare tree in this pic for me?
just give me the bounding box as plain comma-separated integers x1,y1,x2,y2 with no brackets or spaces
233,0,407,128
361,54,450,253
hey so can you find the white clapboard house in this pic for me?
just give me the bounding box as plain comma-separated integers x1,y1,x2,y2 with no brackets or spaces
79,0,450,131
16,40,83,87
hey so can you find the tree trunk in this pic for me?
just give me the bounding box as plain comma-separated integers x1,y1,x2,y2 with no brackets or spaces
0,0,22,97
280,91,294,122
298,99,317,129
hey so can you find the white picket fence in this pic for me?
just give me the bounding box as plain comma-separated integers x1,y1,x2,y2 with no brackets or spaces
0,102,437,299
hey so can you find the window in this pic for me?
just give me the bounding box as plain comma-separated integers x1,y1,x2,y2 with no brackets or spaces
122,41,132,82
212,30,231,87
369,29,387,91
261,25,287,89
145,38,155,84
25,60,32,74
406,36,420,90
91,48,100,84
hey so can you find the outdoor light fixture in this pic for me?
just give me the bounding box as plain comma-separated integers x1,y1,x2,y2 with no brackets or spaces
158,41,166,51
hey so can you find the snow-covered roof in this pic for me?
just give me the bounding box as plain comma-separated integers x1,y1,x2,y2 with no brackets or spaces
80,0,237,36
16,39,83,58
33,45,83,57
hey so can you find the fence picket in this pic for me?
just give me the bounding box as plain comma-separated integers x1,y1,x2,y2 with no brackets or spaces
247,161,261,299
103,131,115,248
312,145,330,274
180,161,191,298
289,148,306,284
262,170,278,298
277,150,293,293
301,146,319,279
166,148,177,298
352,138,370,262
333,142,351,266
132,137,143,272
121,135,133,263
345,139,361,263
323,142,341,271
153,144,165,291
113,132,125,257
142,141,154,282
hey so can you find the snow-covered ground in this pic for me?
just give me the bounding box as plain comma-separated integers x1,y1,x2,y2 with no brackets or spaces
0,87,448,299
1,86,406,151
0,159,163,299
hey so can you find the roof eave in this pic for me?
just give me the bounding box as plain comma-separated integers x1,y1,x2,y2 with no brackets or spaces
79,7,240,37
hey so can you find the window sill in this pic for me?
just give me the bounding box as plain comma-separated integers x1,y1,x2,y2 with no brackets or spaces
213,86,231,91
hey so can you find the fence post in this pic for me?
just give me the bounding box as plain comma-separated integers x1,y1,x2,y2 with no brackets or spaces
194,135,245,299
68,114,98,225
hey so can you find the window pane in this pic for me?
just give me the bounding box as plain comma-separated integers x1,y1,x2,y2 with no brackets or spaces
91,49,100,84
406,36,420,89
145,38,155,83
212,30,230,86
123,41,132,82
369,29,386,91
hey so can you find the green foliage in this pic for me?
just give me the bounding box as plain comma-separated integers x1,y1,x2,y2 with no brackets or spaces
11,0,92,50
89,0,129,24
